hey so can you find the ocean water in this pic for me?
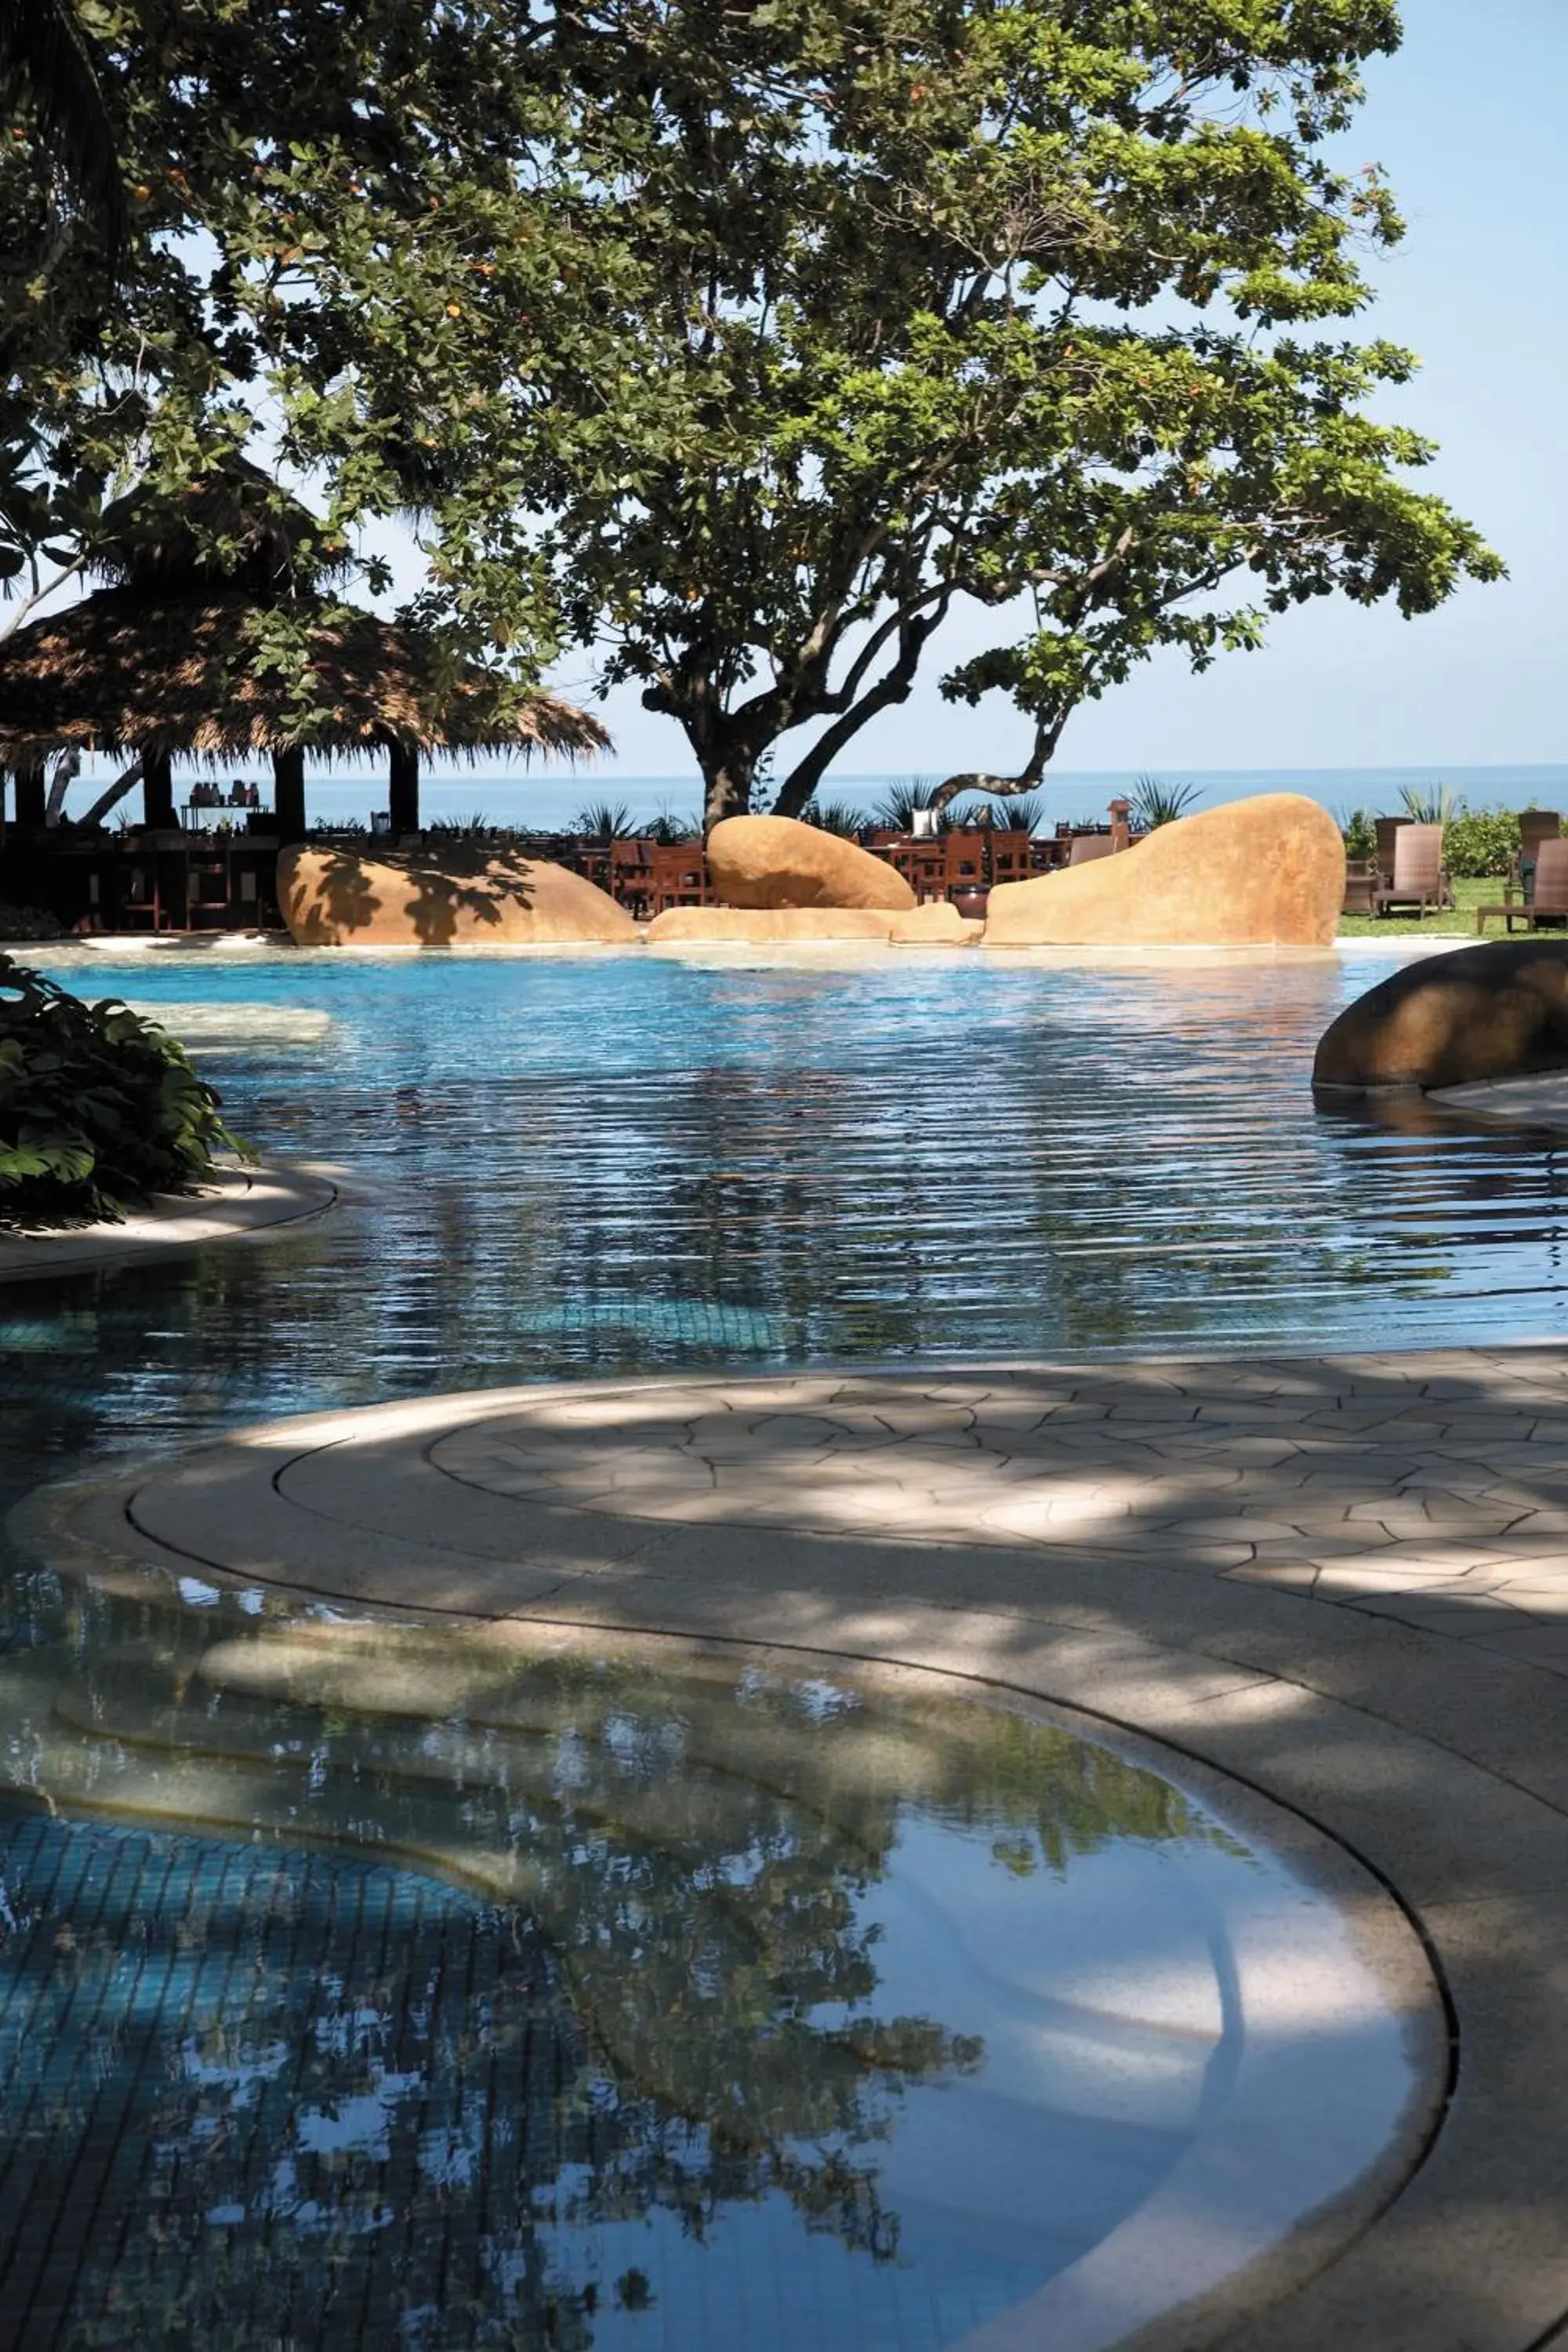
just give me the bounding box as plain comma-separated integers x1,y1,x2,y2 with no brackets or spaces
48,762,1568,836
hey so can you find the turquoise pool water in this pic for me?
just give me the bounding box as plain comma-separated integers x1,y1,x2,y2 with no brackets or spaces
9,946,1568,1499
0,944,1510,2346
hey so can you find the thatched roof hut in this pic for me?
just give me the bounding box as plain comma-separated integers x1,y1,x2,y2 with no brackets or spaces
87,458,356,601
0,590,609,771
0,459,608,837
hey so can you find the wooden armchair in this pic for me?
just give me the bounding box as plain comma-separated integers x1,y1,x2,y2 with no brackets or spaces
1372,823,1451,917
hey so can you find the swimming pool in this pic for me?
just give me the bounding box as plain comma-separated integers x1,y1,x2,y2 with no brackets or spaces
5,946,1566,1493
0,1584,1424,2352
4,943,1501,2347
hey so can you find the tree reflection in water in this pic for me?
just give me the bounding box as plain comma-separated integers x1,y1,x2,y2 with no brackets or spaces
0,1610,1220,2351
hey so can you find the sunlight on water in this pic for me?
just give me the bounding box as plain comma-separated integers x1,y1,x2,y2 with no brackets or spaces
5,948,1566,1506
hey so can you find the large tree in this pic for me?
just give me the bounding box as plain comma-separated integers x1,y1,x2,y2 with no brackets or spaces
514,0,1501,824
1,3,1501,826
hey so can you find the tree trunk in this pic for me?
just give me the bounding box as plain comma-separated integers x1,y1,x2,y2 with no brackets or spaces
388,739,419,835
13,760,47,828
700,752,755,834
272,746,307,843
79,757,143,829
143,750,175,829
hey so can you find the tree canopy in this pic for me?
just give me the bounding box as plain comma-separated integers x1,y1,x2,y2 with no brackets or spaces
0,2,1501,822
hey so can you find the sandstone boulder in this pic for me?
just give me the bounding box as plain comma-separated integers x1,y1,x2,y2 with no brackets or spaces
706,815,916,912
1313,940,1568,1091
887,901,982,946
278,846,638,948
644,905,897,945
981,793,1344,948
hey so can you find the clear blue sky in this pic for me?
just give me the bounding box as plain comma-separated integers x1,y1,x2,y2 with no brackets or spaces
405,3,1568,781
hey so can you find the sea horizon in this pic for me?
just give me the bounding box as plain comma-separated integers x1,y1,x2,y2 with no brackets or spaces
52,760,1568,833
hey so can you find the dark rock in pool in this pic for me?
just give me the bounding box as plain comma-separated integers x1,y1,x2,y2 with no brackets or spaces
1314,938,1568,1093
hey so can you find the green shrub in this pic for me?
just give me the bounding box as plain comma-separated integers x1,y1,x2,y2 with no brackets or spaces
1444,809,1522,878
1129,775,1201,829
1339,808,1377,861
0,957,247,1225
1399,782,1462,826
798,800,865,838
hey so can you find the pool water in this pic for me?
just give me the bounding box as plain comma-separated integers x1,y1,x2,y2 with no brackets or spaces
7,946,1568,1508
0,1597,1416,2352
0,945,1500,2344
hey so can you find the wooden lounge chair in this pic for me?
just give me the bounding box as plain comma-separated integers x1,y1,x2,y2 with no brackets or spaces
1373,815,1406,872
1372,823,1450,917
1477,836,1568,934
943,830,986,893
644,844,715,913
1341,860,1377,917
1519,810,1563,866
1508,809,1566,895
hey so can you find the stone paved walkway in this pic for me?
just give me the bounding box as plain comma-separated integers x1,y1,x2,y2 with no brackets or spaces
48,1349,1568,1675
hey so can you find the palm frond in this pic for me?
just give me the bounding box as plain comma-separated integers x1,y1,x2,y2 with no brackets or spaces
1129,775,1201,829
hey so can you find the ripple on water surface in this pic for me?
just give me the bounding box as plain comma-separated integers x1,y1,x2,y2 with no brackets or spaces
0,1595,1423,2352
2,949,1566,1492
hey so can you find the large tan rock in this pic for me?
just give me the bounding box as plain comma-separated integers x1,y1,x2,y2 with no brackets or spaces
706,815,916,912
1314,940,1568,1091
981,793,1345,948
279,846,637,947
887,902,982,946
644,905,897,944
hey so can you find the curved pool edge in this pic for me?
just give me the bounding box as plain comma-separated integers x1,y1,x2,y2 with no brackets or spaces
0,1158,339,1286
17,1356,1568,2350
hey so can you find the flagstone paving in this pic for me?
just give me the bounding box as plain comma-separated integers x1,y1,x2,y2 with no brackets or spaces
44,1347,1568,1678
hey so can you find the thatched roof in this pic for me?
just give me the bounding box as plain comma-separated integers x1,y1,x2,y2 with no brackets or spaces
0,590,611,768
89,458,354,599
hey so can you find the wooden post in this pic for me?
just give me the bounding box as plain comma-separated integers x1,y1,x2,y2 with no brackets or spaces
388,739,420,836
143,748,176,829
272,746,307,844
13,760,47,828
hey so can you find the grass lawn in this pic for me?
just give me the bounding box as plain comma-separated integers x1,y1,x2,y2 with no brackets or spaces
1338,875,1526,940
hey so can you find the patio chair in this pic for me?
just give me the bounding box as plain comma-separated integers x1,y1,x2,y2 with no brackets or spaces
644,844,715,913
1477,835,1568,935
1371,823,1451,917
986,828,1033,886
1373,815,1406,872
608,838,653,920
1341,860,1377,917
1519,810,1563,864
1508,808,1566,896
943,830,986,894
1069,831,1116,866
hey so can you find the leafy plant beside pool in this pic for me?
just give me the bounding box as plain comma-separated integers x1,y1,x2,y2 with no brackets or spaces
0,956,246,1225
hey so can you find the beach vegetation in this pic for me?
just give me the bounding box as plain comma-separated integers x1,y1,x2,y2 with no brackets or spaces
0,956,245,1224
1442,809,1522,879
798,800,867,840
1399,782,1461,826
1130,778,1202,831
572,800,634,840
1338,808,1377,862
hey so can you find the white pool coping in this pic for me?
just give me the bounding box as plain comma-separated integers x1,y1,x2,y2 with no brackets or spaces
0,1160,339,1284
